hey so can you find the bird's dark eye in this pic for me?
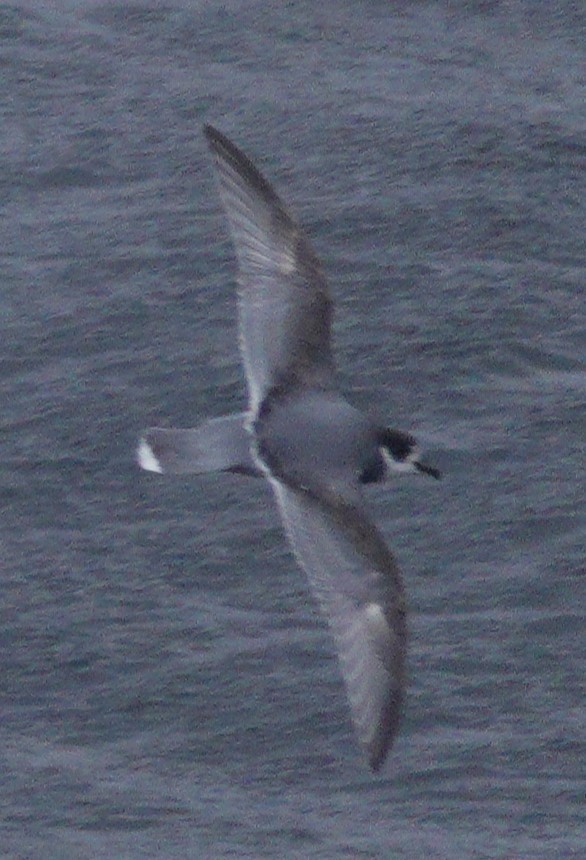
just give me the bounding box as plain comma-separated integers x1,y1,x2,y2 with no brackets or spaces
381,429,416,462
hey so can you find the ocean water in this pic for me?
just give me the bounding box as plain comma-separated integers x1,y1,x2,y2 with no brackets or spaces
1,1,584,857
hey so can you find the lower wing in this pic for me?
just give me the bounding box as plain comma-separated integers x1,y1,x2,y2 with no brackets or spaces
269,478,407,770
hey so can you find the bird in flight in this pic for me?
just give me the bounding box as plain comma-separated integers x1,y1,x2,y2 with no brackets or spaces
138,125,440,771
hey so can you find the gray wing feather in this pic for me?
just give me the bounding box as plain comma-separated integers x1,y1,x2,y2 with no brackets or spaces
204,125,335,412
270,479,407,771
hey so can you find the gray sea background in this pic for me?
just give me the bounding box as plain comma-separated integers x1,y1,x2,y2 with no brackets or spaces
1,1,585,857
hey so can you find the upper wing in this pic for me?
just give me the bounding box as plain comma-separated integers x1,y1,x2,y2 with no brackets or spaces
204,126,335,413
269,478,407,771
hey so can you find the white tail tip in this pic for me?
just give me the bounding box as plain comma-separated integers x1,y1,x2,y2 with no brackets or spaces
137,438,163,473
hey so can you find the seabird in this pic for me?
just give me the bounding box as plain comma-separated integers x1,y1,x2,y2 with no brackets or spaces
138,125,440,771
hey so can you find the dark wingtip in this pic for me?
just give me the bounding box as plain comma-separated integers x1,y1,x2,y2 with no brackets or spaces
203,124,230,153
203,123,220,142
369,753,385,773
204,124,241,158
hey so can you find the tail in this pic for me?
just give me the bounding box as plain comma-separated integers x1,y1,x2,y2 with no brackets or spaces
137,412,261,477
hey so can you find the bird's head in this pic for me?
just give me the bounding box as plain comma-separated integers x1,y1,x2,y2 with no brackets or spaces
379,428,441,480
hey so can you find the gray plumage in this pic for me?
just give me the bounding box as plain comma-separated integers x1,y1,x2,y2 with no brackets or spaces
138,125,440,771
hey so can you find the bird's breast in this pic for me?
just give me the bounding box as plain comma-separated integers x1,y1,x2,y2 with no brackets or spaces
254,391,379,487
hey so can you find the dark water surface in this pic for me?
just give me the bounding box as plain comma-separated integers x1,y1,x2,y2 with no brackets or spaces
1,1,585,857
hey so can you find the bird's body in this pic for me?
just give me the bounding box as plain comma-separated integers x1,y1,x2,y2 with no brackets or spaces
255,390,383,490
138,125,440,771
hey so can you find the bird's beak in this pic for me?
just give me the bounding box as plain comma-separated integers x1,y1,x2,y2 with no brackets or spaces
415,461,441,480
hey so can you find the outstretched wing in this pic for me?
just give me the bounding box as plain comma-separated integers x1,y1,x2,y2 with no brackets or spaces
204,125,335,413
269,478,407,771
